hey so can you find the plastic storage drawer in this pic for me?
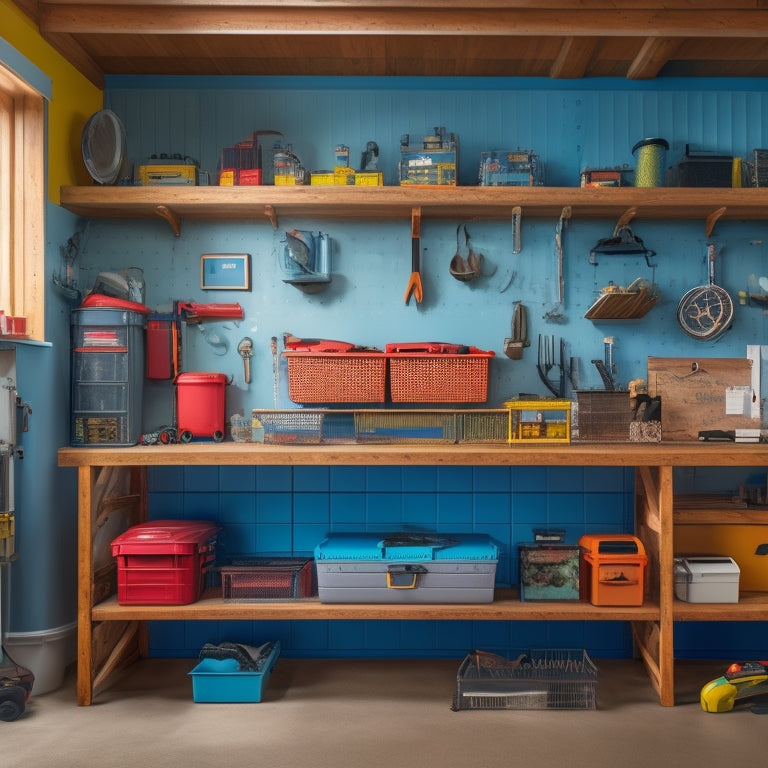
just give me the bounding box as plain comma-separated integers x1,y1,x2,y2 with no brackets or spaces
111,520,220,605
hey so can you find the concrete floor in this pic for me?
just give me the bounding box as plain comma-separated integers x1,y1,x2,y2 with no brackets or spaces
2,656,767,768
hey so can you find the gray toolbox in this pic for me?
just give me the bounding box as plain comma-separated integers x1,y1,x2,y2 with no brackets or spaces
314,532,499,603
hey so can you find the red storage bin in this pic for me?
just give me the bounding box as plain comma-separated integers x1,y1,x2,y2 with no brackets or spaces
111,520,221,605
176,372,227,442
283,352,387,403
385,343,494,403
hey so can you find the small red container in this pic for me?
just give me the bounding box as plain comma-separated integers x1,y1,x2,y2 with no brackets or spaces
176,372,227,441
111,520,221,605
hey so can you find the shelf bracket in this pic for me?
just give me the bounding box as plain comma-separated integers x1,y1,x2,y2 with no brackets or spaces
613,206,637,235
154,205,181,237
705,206,727,238
264,204,278,230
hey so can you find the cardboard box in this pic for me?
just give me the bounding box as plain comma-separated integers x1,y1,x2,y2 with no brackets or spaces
647,357,759,441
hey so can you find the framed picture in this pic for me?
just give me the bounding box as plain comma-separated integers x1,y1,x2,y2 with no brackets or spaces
200,253,251,290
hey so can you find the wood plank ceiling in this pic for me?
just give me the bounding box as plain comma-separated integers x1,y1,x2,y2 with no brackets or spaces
10,0,768,89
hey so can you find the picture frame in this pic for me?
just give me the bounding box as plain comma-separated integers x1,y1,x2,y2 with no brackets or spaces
200,253,251,290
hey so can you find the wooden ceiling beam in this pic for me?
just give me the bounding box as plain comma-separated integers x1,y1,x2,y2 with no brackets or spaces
550,37,598,79
39,7,768,38
33,0,765,7
627,37,683,80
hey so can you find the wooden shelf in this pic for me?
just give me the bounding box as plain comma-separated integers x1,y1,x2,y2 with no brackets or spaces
59,186,768,235
672,592,768,621
92,588,660,622
57,441,768,469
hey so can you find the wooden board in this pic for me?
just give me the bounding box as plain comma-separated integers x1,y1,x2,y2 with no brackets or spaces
647,357,758,441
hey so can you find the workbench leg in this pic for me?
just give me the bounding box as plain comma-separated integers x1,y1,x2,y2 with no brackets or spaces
634,464,675,706
76,465,95,706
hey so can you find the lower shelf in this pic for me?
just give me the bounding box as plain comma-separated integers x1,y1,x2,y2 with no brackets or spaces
92,588,661,622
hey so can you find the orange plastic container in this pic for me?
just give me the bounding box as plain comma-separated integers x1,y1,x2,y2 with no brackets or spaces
578,534,647,606
176,372,227,442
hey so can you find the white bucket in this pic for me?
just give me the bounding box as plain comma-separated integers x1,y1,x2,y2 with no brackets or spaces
4,621,77,695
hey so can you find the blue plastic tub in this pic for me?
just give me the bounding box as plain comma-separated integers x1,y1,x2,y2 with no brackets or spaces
188,641,280,703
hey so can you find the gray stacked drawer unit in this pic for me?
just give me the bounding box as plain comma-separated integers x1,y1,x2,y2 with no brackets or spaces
70,307,145,446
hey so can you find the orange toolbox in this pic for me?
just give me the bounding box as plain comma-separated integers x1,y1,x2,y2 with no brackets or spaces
578,534,647,606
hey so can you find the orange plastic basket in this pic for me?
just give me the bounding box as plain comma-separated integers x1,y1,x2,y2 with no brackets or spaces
387,352,493,403
283,352,387,403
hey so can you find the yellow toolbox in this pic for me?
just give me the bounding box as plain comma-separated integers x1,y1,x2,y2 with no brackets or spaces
138,163,196,185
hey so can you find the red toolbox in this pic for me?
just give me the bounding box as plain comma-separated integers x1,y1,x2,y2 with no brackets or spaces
111,520,221,605
578,533,647,606
176,372,227,442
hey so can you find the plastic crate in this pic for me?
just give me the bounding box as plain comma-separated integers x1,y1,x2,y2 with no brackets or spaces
219,558,314,600
283,352,387,403
387,352,493,403
189,641,280,703
452,649,598,711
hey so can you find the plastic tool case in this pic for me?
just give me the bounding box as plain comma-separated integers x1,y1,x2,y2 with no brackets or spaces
314,532,498,603
111,520,220,605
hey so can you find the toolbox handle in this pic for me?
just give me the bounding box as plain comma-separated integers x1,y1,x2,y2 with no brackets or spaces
386,564,428,589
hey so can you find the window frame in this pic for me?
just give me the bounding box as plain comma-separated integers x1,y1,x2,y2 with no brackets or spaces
0,61,45,341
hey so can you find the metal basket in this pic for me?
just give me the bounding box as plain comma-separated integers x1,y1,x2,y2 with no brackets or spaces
452,648,598,711
575,391,631,443
353,410,459,444
253,409,325,444
458,410,509,443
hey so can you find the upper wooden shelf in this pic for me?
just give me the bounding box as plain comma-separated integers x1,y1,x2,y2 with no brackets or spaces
59,186,768,236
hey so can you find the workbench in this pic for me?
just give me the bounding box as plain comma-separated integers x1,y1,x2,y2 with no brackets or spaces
58,442,768,706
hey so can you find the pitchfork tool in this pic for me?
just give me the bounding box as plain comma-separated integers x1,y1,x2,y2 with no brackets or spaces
537,334,566,397
404,207,423,305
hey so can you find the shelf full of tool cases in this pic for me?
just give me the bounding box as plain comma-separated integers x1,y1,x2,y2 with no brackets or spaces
57,441,768,708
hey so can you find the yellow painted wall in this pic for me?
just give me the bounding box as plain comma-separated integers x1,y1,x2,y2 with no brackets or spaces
2,0,103,201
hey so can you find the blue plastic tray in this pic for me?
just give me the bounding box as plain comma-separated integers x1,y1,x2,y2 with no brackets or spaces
188,640,280,703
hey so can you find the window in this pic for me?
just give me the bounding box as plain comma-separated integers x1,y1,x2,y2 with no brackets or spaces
0,61,44,341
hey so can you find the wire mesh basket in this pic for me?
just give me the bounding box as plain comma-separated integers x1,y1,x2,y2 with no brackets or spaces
452,649,598,711
575,391,631,443
458,409,509,443
353,410,459,443
253,409,325,444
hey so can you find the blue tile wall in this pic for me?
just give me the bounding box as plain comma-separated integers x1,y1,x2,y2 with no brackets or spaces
147,463,635,660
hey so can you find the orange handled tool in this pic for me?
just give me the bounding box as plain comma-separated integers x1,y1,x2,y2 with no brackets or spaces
404,207,423,304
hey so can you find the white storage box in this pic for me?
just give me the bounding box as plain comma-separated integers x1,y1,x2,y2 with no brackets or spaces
674,556,740,603
314,532,498,603
4,621,77,694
